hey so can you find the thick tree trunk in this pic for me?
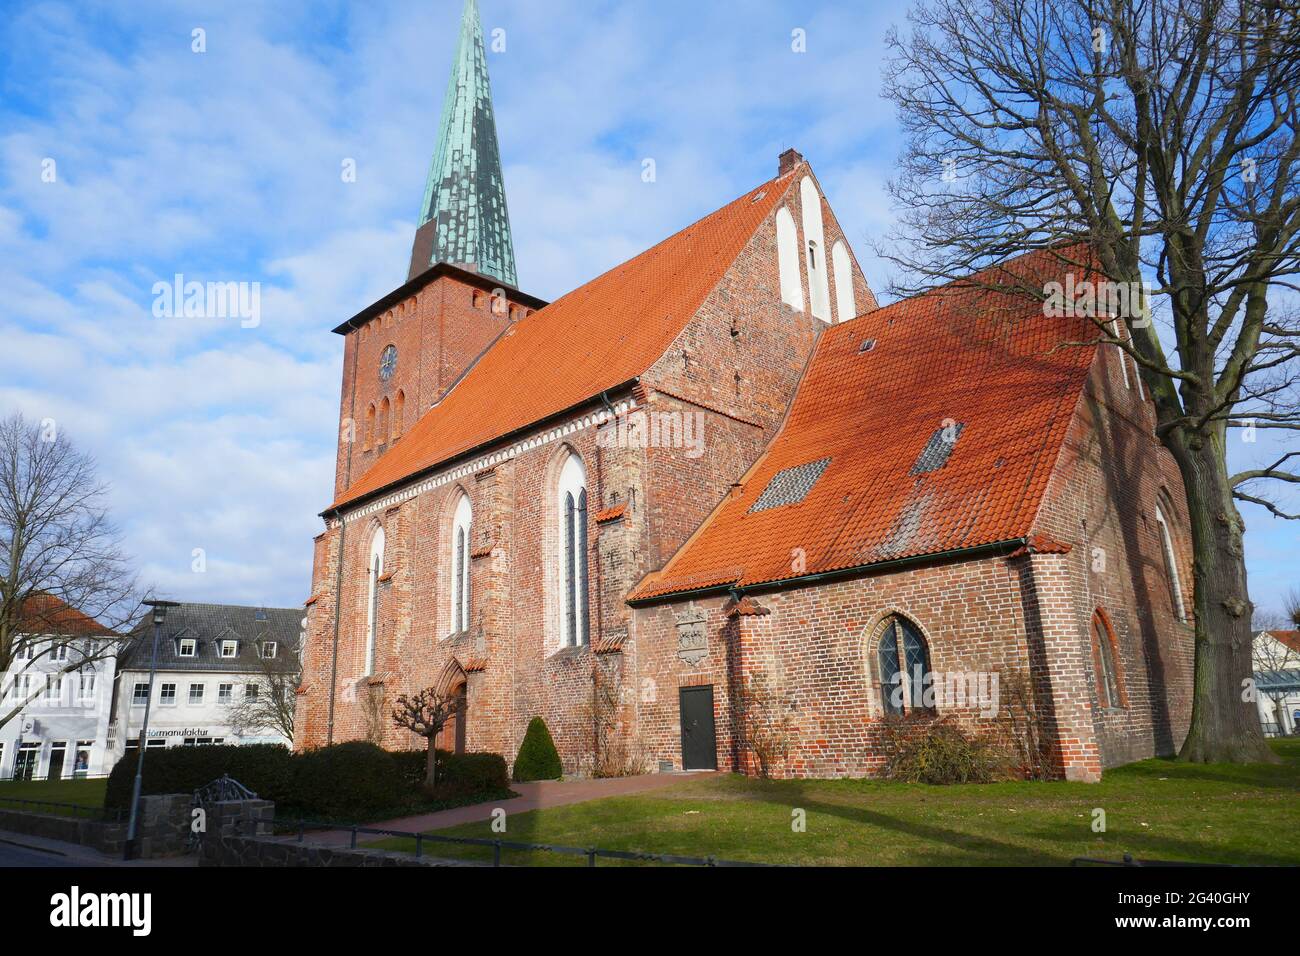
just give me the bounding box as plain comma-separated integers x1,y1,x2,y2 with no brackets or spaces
1169,430,1278,764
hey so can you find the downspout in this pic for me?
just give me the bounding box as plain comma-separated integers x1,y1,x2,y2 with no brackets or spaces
726,585,750,775
327,317,363,746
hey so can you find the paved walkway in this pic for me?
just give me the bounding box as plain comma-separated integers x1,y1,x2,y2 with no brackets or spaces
301,772,711,846
0,829,197,868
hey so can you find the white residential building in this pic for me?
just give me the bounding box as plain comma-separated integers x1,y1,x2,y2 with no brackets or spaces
1253,629,1300,737
106,603,302,770
0,595,121,780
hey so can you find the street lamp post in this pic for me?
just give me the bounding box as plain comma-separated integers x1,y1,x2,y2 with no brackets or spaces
123,598,180,861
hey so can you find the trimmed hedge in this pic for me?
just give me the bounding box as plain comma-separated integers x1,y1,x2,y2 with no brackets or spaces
513,717,562,782
392,749,510,795
285,742,406,819
104,744,293,810
105,741,510,821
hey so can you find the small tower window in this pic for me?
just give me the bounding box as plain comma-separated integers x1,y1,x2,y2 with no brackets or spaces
378,397,390,446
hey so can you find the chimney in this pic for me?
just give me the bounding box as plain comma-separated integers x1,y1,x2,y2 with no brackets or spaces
778,148,804,176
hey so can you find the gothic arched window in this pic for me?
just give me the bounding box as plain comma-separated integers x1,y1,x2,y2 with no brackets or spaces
558,454,589,647
800,177,831,321
1155,505,1186,622
451,493,472,634
393,390,405,441
875,615,933,716
832,240,856,323
1091,609,1125,709
378,397,390,447
364,526,385,675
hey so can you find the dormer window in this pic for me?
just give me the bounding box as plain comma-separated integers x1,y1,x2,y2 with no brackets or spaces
261,641,278,660
221,640,238,659
178,638,197,658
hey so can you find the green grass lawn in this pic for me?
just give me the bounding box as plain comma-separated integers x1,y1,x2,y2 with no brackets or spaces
0,777,110,816
372,739,1300,866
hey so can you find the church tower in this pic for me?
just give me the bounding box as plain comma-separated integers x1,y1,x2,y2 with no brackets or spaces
408,0,518,285
329,0,543,499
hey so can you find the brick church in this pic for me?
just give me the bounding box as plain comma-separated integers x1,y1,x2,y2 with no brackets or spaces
295,0,1194,782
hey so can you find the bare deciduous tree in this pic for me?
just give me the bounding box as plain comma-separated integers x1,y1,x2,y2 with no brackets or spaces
1284,586,1300,628
882,0,1299,762
391,687,465,788
0,412,140,731
224,643,302,743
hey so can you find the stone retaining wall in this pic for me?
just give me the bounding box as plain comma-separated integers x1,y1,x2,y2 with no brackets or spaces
0,793,189,858
198,833,464,867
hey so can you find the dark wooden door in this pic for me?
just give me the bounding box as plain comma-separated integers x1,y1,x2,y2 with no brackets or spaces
47,748,65,781
679,686,717,771
454,685,467,754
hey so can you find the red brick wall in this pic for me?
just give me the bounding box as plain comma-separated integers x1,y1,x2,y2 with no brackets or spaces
628,557,1039,778
332,275,537,498
641,162,873,567
1029,343,1195,768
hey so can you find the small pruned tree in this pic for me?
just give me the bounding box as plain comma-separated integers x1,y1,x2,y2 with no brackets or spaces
391,687,465,789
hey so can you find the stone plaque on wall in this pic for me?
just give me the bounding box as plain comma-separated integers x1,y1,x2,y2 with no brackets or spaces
675,605,708,666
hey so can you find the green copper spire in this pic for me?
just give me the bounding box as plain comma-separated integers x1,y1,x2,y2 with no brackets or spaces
409,0,518,287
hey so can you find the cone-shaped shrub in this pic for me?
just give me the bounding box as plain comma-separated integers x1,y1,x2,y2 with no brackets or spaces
513,717,562,781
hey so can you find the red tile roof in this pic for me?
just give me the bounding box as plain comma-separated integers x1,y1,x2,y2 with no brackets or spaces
1009,534,1074,558
1268,630,1300,654
330,173,793,511
594,503,628,524
15,592,116,637
632,248,1101,601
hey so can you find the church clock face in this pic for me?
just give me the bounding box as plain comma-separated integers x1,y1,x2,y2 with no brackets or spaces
379,345,398,382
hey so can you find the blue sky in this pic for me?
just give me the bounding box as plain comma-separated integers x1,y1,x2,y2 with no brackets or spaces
0,0,1294,615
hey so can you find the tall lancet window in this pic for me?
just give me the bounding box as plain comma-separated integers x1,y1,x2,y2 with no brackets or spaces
1155,505,1186,622
365,526,385,675
558,453,590,646
451,493,472,634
